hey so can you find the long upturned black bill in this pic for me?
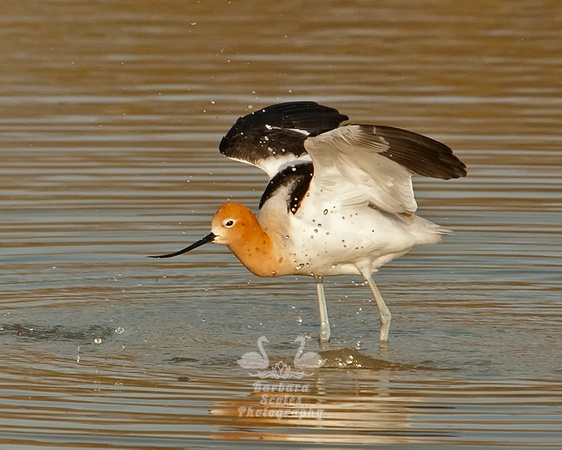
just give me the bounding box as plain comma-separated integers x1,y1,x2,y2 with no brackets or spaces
149,232,216,259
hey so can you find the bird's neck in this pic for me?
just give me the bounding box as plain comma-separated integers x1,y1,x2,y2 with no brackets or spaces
227,215,292,278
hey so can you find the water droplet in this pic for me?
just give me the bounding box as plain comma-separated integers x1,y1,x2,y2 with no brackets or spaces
93,338,102,344
323,209,328,215
115,327,124,334
297,316,303,324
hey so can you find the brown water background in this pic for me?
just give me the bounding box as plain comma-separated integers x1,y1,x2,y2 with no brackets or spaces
1,0,561,447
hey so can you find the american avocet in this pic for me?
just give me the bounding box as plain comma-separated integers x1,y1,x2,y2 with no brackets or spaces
152,102,467,343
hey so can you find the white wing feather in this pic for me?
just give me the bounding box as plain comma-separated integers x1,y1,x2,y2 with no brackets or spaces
304,125,418,214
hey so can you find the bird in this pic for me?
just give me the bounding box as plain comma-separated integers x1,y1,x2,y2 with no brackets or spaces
151,101,467,343
236,335,270,369
293,336,326,369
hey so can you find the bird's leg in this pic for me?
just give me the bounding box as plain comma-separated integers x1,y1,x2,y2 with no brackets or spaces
361,271,392,342
315,276,331,343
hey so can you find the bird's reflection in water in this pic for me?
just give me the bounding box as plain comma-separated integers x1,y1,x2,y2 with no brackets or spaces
211,347,433,445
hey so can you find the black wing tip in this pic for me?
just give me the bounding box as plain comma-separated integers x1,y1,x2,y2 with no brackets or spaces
447,157,468,179
424,139,468,180
368,125,467,180
419,137,468,180
220,102,348,147
219,101,348,166
248,101,348,121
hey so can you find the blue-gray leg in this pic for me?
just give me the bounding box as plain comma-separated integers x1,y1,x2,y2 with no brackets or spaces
315,276,331,342
357,266,392,342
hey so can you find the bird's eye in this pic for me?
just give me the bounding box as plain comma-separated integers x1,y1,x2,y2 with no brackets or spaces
224,219,235,228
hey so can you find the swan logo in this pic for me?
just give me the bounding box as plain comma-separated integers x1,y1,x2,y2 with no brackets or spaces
236,336,325,421
237,335,325,378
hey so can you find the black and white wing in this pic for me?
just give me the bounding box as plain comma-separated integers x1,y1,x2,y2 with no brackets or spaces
304,124,467,214
219,101,348,178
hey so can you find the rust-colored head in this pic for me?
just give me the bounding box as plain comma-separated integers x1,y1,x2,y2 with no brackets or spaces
150,202,289,277
210,202,260,246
